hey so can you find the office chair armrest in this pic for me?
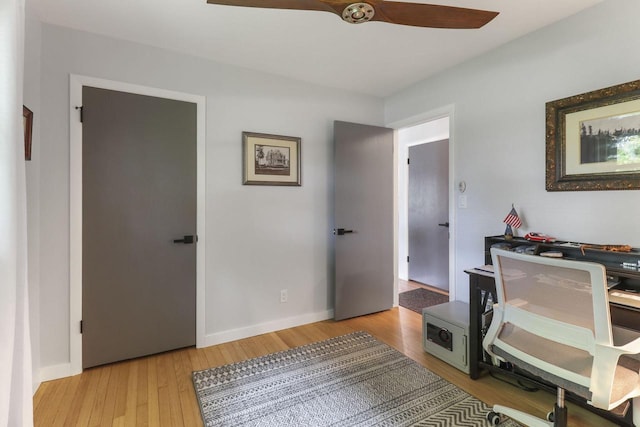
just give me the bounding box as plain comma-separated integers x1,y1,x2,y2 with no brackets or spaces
613,332,640,356
592,338,640,409
616,338,640,355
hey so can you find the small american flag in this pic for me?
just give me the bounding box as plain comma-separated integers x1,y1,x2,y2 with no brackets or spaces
503,206,522,229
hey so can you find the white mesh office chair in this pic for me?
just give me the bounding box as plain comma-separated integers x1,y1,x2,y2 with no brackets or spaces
483,248,640,426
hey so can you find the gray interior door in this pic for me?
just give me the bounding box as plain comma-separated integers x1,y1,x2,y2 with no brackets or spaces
408,140,449,290
334,121,394,320
82,87,197,368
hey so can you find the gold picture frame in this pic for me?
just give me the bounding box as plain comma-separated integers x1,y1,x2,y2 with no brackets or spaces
242,132,301,186
546,79,640,191
23,105,33,161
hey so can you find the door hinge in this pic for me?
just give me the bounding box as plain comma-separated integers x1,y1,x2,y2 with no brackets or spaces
75,106,84,123
407,158,410,165
80,320,83,334
407,256,410,263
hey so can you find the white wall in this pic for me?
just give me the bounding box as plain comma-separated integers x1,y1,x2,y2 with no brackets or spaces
35,24,384,374
385,0,640,303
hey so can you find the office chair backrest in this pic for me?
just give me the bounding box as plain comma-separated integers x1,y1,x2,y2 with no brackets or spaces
488,248,613,390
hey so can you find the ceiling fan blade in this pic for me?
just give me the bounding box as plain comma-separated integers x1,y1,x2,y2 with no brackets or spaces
206,0,334,13
373,2,498,29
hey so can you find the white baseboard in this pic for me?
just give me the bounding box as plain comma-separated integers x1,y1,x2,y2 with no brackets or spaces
37,310,334,384
39,362,73,383
200,309,335,348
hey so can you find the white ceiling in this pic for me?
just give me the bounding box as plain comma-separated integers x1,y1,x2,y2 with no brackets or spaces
28,0,604,97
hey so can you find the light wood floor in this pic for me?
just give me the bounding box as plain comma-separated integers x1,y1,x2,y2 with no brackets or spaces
33,307,615,426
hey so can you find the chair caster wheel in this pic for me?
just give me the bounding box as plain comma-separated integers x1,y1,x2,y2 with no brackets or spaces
487,411,501,425
547,411,554,422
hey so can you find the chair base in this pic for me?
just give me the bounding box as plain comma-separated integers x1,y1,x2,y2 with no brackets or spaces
488,389,568,427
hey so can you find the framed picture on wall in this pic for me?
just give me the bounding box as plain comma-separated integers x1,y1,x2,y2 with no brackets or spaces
23,105,33,161
546,79,640,191
242,131,301,186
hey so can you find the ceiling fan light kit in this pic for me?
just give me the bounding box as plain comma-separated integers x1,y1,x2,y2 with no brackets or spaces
206,1,499,29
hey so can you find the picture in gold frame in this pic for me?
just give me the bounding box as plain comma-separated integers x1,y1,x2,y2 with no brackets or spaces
546,79,640,191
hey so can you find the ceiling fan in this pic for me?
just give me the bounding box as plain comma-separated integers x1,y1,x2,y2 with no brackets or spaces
206,0,499,29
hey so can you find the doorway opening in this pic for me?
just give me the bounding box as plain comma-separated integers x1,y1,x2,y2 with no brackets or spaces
396,115,451,314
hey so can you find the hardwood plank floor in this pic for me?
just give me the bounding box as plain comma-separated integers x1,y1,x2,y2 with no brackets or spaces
33,307,616,426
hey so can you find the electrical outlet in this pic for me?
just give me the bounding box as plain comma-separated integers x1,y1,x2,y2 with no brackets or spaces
280,289,288,303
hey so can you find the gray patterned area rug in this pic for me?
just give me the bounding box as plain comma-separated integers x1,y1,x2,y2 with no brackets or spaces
192,331,519,426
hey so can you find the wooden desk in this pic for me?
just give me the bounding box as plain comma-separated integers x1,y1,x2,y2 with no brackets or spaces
465,267,640,426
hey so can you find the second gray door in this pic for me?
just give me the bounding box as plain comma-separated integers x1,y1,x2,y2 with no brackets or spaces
82,86,197,368
408,140,449,291
334,121,394,320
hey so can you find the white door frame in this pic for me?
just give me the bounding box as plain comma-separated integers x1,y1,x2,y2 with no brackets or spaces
69,74,206,375
387,105,456,303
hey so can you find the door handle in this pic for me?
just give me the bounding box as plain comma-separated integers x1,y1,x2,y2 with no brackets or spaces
173,235,196,244
438,222,450,228
333,228,354,236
